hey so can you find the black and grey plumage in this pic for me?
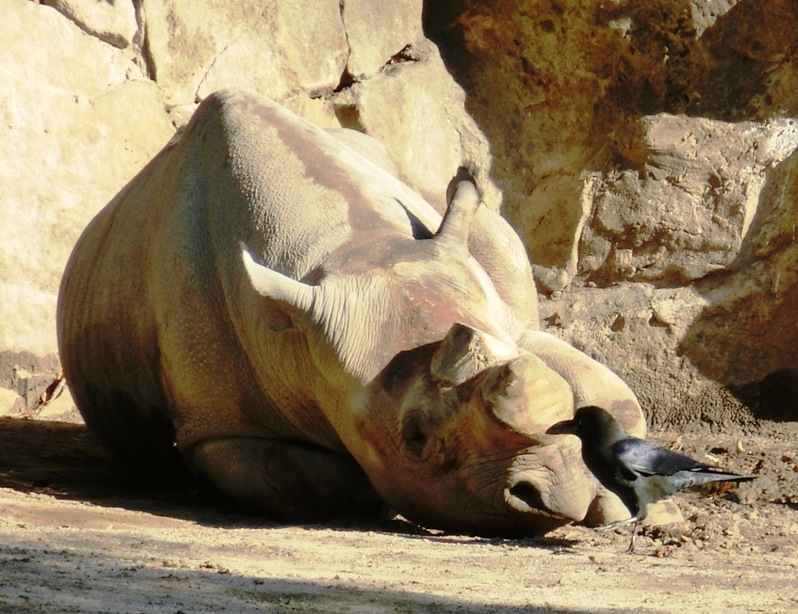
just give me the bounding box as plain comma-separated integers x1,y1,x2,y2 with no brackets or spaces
548,405,756,552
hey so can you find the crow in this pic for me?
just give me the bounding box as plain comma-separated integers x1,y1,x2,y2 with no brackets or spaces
548,405,756,552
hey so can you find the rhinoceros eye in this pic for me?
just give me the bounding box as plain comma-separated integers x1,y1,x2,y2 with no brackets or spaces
401,414,430,458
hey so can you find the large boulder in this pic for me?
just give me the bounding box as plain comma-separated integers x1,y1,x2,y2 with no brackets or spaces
42,0,138,49
683,148,798,408
331,40,500,214
341,0,425,79
425,0,798,274
192,1,348,104
579,115,798,286
0,1,175,414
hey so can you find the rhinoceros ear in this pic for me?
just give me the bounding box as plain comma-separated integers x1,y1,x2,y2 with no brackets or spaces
481,354,574,438
430,323,520,386
240,243,315,313
434,168,480,254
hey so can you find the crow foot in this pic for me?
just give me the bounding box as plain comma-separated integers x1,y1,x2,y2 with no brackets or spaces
595,518,641,553
595,517,637,533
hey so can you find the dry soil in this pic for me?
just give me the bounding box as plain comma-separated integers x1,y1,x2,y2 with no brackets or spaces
0,416,796,613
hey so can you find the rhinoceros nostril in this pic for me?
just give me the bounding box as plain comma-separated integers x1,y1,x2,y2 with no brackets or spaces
507,482,551,514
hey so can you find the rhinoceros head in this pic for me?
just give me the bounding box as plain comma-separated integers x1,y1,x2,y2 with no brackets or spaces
239,176,595,533
241,248,595,532
350,323,595,535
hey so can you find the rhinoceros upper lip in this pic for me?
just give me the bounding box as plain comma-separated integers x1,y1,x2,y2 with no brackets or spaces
506,482,560,518
508,482,542,509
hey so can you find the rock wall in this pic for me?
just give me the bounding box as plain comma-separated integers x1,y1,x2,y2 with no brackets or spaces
425,0,798,426
0,0,494,417
2,0,797,427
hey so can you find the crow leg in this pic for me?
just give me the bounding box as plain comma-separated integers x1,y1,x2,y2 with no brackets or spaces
626,521,640,554
595,517,642,553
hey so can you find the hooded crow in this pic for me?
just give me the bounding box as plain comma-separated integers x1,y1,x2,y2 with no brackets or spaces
548,405,756,552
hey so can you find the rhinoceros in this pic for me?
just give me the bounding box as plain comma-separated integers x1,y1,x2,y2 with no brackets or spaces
58,89,644,535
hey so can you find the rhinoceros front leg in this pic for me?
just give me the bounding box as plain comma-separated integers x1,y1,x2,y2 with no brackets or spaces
191,438,386,522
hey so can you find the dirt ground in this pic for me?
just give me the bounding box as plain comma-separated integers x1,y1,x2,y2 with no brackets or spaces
0,415,796,614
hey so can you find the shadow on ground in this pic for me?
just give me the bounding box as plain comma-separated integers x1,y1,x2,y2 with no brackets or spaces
0,534,634,614
0,417,579,549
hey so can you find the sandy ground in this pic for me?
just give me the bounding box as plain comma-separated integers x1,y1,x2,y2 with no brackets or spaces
1,416,796,613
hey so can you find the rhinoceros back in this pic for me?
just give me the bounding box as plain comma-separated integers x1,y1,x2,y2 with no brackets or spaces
57,90,436,476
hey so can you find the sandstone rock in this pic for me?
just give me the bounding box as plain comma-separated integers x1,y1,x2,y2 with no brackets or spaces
30,386,82,423
167,103,200,132
42,0,139,49
688,0,737,37
683,148,798,389
531,265,572,295
196,1,347,102
4,1,134,95
693,0,798,121
280,95,341,132
538,283,755,428
0,387,20,417
332,40,499,214
341,0,424,79
5,366,56,416
142,0,264,104
425,0,635,267
1,1,174,357
0,351,62,415
579,115,798,285
425,0,798,272
0,382,80,423
521,176,589,273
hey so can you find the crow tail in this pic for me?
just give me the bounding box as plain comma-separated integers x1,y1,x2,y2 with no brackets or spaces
681,469,756,493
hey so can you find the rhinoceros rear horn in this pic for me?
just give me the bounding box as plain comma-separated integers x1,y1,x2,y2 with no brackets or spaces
481,355,574,438
434,168,480,252
241,243,315,313
430,323,520,386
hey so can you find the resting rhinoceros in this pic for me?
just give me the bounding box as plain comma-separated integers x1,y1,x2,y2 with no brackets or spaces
58,89,644,535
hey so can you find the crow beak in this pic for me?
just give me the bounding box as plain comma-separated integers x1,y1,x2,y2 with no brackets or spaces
547,419,575,435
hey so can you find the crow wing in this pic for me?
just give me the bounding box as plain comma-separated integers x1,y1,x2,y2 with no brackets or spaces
613,437,710,477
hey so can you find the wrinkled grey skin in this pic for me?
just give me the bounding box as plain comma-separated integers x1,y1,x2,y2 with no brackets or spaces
58,90,643,535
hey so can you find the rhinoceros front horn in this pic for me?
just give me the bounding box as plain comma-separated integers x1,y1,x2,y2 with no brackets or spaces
241,243,316,312
481,355,574,439
430,323,521,386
